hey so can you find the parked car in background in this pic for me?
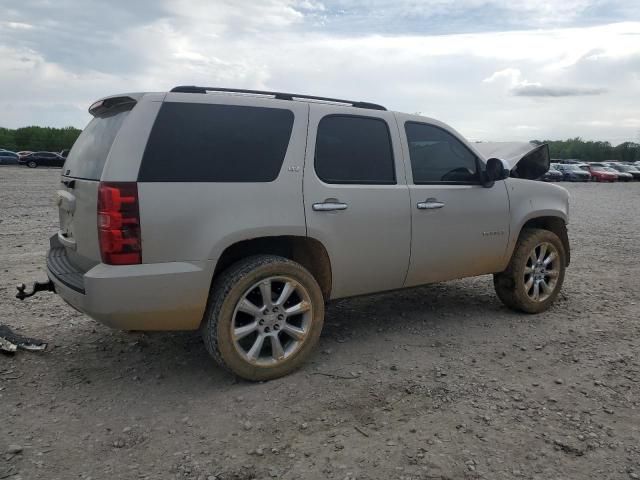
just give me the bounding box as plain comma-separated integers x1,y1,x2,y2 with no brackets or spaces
606,162,640,181
0,149,20,165
18,151,66,168
540,164,563,182
602,166,626,181
585,164,618,182
59,149,70,158
555,163,591,182
555,159,582,164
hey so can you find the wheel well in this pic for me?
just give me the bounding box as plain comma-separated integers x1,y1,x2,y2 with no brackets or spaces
213,236,332,300
520,216,570,266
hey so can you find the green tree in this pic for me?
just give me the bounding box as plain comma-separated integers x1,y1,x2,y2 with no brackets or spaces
1,126,81,152
531,138,638,162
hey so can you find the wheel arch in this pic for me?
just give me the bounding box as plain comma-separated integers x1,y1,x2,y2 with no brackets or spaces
211,235,332,301
514,215,570,266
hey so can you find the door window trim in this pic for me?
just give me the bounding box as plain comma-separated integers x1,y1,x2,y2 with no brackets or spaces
404,121,483,186
314,113,397,185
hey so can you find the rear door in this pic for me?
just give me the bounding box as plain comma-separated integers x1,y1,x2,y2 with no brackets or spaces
303,105,411,299
57,96,143,270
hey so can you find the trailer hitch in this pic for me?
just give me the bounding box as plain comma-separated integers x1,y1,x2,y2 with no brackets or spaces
16,280,55,300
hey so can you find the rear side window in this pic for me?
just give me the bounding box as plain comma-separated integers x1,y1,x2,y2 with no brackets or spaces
139,103,294,182
64,108,131,180
405,122,478,184
315,115,395,184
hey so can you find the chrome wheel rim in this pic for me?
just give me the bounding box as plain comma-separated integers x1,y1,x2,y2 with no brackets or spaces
231,276,312,367
524,242,560,302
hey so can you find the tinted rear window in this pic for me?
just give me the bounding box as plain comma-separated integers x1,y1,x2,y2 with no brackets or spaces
63,108,131,180
138,102,294,182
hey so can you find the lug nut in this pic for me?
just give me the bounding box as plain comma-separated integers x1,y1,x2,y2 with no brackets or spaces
264,327,271,333
259,319,264,325
277,314,284,320
274,324,280,331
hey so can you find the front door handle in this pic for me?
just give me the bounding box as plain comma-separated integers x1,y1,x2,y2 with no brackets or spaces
417,198,445,210
313,201,348,212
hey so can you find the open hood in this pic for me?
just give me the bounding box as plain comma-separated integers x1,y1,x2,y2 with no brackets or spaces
474,142,550,180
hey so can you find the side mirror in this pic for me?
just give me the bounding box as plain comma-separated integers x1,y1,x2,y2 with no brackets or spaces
482,158,509,187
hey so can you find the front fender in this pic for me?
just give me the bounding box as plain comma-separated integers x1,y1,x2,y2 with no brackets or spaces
504,178,570,266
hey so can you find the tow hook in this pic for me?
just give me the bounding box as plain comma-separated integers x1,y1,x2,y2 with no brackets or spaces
16,280,55,300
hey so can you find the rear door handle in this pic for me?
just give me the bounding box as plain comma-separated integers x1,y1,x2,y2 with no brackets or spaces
417,198,445,210
313,202,348,212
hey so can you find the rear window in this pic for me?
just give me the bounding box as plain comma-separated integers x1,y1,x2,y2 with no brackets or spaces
63,108,131,180
138,102,294,182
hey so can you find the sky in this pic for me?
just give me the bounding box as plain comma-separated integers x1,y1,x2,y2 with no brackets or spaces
1,0,639,144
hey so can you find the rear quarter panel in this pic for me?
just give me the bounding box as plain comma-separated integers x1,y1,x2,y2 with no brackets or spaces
137,94,309,264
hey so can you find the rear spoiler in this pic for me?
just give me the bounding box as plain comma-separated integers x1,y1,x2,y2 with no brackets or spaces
88,95,139,117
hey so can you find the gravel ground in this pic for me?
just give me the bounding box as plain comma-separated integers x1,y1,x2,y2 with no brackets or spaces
1,165,639,480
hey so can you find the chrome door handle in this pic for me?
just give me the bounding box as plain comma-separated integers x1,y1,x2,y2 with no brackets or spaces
417,198,445,210
313,202,348,212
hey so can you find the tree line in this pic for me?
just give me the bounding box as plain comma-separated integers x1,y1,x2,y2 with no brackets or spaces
0,126,82,153
1,126,638,163
532,137,640,163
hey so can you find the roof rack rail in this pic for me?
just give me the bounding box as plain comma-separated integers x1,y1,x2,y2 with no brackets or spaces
169,86,387,111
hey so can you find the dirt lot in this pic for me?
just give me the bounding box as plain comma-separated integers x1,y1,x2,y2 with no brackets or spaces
1,165,639,480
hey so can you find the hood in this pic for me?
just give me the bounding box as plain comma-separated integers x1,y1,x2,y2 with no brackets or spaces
474,142,550,180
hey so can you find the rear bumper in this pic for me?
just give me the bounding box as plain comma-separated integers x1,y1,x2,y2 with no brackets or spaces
47,237,213,331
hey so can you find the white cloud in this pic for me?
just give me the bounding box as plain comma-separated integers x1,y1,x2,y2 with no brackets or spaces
0,1,639,145
4,21,34,30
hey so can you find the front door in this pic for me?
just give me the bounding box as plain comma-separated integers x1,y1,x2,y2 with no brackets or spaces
398,118,510,287
303,105,411,299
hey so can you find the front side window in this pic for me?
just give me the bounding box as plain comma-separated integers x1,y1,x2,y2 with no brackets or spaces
315,115,396,184
405,122,478,184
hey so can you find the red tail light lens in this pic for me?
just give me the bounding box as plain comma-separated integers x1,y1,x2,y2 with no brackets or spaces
98,182,141,265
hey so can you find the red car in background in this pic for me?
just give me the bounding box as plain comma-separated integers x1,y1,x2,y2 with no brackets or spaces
585,164,618,182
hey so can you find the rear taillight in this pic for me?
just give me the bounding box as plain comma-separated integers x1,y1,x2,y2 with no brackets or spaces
98,182,141,265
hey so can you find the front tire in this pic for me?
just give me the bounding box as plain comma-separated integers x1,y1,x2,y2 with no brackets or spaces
202,255,325,381
494,228,566,313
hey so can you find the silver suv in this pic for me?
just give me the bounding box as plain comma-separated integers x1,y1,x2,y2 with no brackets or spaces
23,87,570,381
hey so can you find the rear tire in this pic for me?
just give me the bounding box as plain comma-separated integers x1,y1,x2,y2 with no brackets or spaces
27,161,37,168
494,228,566,313
202,255,324,381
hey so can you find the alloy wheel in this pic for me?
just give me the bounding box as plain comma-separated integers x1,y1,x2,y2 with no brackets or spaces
231,276,312,366
523,242,560,302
